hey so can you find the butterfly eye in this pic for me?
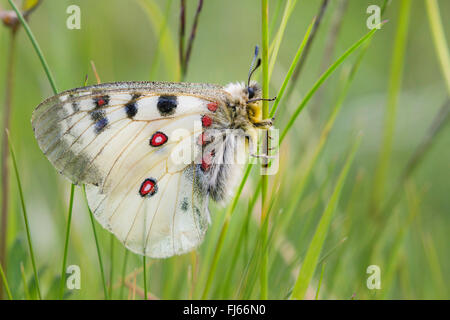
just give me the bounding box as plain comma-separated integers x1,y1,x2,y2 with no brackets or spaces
247,87,255,99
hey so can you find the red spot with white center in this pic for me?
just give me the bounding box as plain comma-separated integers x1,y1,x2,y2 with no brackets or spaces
139,178,157,197
96,98,106,106
150,131,168,147
201,115,212,127
207,102,218,112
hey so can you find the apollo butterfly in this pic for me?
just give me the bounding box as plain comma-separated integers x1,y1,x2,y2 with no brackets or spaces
32,48,274,258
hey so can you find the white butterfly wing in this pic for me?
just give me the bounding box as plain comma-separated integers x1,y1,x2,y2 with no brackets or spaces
32,82,224,257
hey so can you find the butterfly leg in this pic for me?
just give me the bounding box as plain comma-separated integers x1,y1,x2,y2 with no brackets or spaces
253,117,274,129
250,153,276,159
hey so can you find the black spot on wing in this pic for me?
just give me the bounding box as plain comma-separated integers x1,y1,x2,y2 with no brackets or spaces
157,95,177,116
69,94,79,112
181,197,189,211
90,95,110,134
124,94,140,119
90,109,105,121
95,117,108,133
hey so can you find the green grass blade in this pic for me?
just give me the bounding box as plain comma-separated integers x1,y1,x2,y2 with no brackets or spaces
425,0,450,93
315,263,325,300
149,0,173,80
8,0,58,93
8,1,81,302
20,262,30,300
83,185,109,300
143,256,147,300
200,164,252,299
119,249,129,299
371,0,411,213
59,184,75,299
280,25,382,142
268,0,283,40
200,20,383,300
7,131,42,299
0,262,13,300
290,135,362,300
109,234,115,299
268,0,298,79
270,16,315,118
260,0,270,300
138,0,181,81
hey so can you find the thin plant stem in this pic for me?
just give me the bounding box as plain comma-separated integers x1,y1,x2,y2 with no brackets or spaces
311,0,348,118
381,99,450,215
109,234,115,299
179,0,186,75
7,131,42,299
182,0,204,79
59,184,75,300
260,0,270,300
268,0,283,40
20,262,30,300
370,0,411,216
268,0,298,79
290,135,361,300
315,263,326,300
119,249,129,299
83,185,109,300
283,0,329,102
280,25,382,142
200,164,252,299
425,0,450,93
0,262,13,300
0,29,17,300
8,2,81,302
150,0,173,79
270,17,315,118
260,0,269,300
8,0,58,93
143,256,148,300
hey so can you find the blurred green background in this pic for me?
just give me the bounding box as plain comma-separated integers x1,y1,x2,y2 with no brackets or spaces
0,0,449,299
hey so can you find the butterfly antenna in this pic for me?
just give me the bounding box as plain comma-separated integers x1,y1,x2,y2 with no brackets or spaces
247,45,261,87
247,96,277,104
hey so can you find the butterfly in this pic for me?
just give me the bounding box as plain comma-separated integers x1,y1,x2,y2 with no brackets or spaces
31,48,274,258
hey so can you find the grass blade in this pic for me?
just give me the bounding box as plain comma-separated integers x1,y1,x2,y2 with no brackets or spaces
143,256,148,300
109,234,115,299
280,24,382,142
83,185,109,300
7,131,42,299
119,249,129,299
370,0,411,214
8,1,82,302
138,0,180,81
268,0,298,79
200,164,252,299
290,135,361,300
0,262,13,300
260,0,270,300
59,184,75,299
315,263,325,300
8,0,57,93
270,16,315,118
425,0,450,93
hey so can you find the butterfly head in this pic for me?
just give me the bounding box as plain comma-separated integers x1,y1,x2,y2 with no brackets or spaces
223,81,263,125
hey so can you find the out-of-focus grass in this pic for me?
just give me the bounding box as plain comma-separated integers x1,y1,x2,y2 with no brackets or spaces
0,0,449,300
